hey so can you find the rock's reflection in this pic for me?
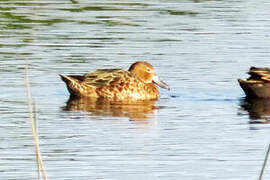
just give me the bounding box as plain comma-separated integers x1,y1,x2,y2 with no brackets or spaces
240,98,270,123
63,96,162,121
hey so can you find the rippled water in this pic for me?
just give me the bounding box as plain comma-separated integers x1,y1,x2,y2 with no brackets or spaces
1,0,270,179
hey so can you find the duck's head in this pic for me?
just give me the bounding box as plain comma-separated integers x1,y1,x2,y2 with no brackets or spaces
128,61,170,90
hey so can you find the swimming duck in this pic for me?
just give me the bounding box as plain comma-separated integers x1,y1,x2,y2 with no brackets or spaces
238,67,270,98
60,61,169,100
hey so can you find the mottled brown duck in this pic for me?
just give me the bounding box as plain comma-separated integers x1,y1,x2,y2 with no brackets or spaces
238,67,270,98
60,61,169,100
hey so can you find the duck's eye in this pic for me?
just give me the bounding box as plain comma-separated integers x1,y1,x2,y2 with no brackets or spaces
146,68,151,72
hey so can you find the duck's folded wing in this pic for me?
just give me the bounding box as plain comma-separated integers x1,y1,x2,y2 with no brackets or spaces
83,69,126,87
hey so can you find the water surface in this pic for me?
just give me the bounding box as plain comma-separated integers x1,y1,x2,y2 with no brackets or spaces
1,0,270,179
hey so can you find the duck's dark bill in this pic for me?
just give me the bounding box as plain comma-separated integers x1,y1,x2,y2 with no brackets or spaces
153,76,170,90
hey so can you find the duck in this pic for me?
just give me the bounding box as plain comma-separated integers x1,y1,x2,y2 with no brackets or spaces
238,67,270,98
60,61,170,100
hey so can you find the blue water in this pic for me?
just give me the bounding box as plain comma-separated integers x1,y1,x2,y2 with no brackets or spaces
1,0,270,179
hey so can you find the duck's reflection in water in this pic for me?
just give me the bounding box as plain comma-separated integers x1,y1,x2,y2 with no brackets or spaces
63,96,163,121
240,98,270,123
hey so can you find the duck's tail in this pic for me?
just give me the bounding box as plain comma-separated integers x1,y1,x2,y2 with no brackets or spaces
59,74,81,96
59,74,96,97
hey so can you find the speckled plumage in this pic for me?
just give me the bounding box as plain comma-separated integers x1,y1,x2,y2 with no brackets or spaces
238,67,270,98
60,61,169,100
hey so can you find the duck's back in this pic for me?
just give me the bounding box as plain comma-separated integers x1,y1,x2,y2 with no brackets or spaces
248,67,270,82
